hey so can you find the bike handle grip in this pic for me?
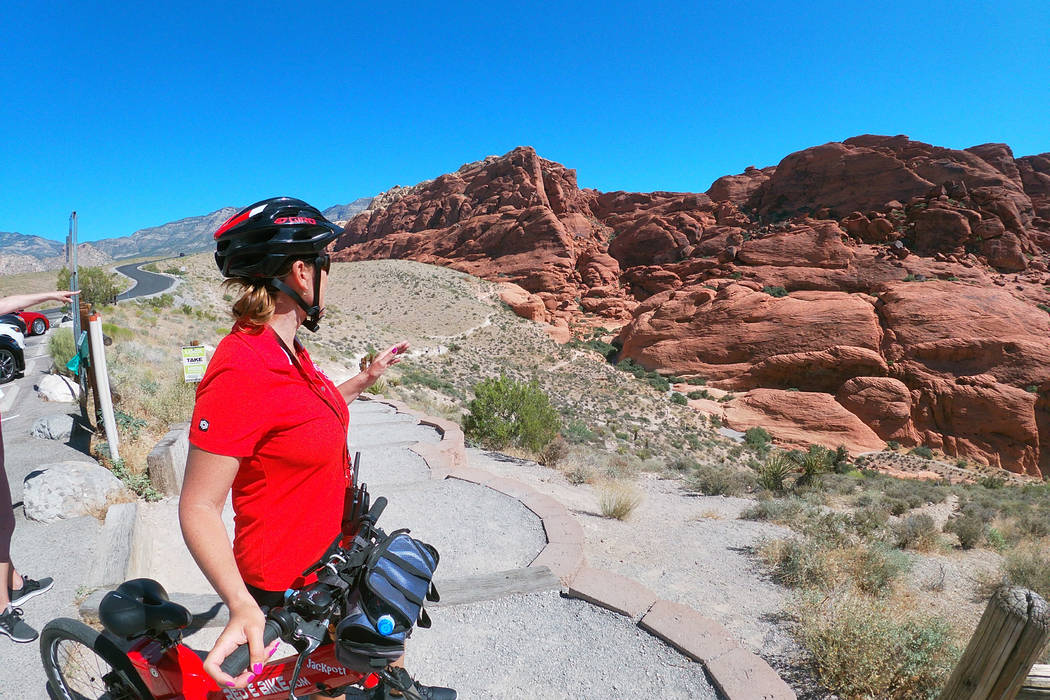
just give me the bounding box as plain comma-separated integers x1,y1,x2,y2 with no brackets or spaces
367,496,387,523
219,619,282,678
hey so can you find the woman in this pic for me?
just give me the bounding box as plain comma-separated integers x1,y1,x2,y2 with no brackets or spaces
0,290,75,643
179,198,453,699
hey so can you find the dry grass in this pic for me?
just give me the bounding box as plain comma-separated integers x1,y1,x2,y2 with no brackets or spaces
598,480,643,520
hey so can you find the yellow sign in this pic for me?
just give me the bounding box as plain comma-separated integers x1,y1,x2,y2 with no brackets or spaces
181,345,207,383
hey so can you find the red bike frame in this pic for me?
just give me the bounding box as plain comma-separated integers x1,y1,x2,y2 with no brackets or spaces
122,633,376,699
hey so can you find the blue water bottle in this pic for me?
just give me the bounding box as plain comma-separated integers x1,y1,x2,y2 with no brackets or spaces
377,614,395,635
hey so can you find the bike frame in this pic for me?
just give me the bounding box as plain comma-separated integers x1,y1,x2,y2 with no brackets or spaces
121,633,372,700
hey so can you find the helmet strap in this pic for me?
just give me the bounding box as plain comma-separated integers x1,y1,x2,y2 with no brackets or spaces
270,257,325,332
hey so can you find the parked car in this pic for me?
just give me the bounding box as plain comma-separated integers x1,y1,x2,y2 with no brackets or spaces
0,313,27,335
17,309,50,335
0,322,26,384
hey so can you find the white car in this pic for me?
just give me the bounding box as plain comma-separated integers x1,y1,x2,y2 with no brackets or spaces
0,321,26,384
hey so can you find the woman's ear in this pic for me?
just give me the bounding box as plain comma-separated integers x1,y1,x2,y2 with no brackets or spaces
288,259,312,292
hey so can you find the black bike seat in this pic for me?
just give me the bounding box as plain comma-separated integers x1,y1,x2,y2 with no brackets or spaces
99,578,193,638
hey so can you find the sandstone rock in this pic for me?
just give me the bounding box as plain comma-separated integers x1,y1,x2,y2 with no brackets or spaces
30,414,76,441
706,165,774,206
617,284,882,381
730,346,888,393
836,377,917,442
22,461,133,523
498,283,548,322
325,139,1050,475
724,389,885,453
983,231,1028,271
36,374,80,402
736,221,853,268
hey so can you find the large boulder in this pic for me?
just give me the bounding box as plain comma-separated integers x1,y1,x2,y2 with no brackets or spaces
22,461,133,523
36,374,80,403
30,414,76,441
836,377,917,443
724,389,885,454
616,284,883,380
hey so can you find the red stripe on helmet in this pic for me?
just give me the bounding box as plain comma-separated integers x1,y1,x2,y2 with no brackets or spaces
214,210,251,238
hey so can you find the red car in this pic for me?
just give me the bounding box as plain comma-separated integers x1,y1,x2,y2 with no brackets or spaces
17,309,50,336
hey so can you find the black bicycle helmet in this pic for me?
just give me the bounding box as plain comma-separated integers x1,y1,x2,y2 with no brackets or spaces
214,197,342,331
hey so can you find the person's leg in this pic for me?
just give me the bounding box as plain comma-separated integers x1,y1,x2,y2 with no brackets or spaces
0,426,38,643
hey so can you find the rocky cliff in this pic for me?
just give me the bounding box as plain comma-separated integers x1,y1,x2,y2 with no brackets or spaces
333,138,1050,477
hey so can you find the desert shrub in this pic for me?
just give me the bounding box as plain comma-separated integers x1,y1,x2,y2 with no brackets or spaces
364,378,387,395
1016,512,1050,538
762,285,788,297
687,389,712,400
744,426,772,450
669,455,699,473
852,544,912,596
101,322,133,342
792,592,959,700
893,513,940,551
944,512,985,549
670,392,688,405
886,440,901,451
537,436,567,468
598,481,642,520
562,420,598,444
757,452,795,493
464,375,560,452
978,474,1006,489
57,265,122,305
909,445,934,459
792,445,834,485
688,463,756,496
47,328,77,376
759,538,832,589
647,374,670,392
1001,544,1050,600
565,463,593,485
740,496,808,526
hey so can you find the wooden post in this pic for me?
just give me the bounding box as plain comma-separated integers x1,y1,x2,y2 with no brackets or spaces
1019,664,1050,699
77,301,101,422
939,588,1050,700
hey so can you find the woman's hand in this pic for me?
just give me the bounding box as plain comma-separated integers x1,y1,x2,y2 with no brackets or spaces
366,341,410,380
202,599,276,689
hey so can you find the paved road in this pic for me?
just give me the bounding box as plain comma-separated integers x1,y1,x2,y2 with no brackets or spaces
115,261,177,300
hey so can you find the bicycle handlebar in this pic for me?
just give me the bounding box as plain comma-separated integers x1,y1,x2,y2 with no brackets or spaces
366,496,386,524
220,619,283,678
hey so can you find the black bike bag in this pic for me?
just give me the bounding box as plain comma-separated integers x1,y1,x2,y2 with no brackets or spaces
335,529,439,672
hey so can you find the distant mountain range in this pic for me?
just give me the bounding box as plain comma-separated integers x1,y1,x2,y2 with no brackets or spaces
0,197,374,274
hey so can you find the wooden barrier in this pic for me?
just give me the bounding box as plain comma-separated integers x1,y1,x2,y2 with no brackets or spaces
939,588,1049,700
1019,665,1050,699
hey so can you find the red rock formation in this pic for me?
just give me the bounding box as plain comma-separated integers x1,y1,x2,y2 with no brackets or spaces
723,389,885,454
331,138,1050,475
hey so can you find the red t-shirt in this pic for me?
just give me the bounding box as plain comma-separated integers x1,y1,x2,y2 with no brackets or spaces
189,324,350,591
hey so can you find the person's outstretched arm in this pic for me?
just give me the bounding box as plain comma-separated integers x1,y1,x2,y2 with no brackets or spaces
0,291,75,316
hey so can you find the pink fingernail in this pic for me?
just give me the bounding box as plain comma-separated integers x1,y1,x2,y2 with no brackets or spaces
226,681,236,688
252,662,263,674
390,347,398,355
268,645,279,658
246,673,256,683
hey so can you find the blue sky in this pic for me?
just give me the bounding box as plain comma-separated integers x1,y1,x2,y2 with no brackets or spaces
2,1,1048,243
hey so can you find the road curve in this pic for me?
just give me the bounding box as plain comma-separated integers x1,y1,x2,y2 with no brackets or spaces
115,261,177,300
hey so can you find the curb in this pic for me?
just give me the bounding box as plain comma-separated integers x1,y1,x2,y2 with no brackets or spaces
363,396,796,700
